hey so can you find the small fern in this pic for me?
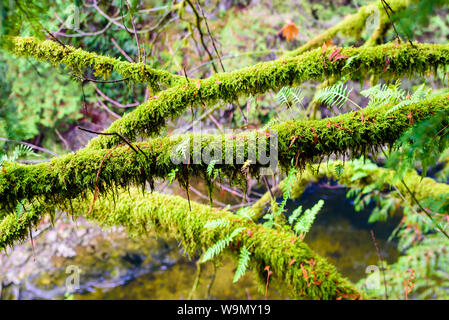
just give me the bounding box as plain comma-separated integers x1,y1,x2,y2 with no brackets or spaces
200,227,245,263
236,207,255,221
204,218,230,229
207,159,217,177
15,201,24,221
168,168,178,185
293,199,324,238
0,144,38,170
385,83,431,114
361,81,406,108
335,163,345,179
313,83,360,110
277,167,298,215
288,205,302,225
275,86,305,108
233,245,251,283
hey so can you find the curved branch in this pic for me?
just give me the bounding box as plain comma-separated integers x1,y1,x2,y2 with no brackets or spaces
0,189,361,300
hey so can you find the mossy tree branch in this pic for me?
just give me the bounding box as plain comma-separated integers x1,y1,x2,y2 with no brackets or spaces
284,0,420,57
0,189,361,300
86,42,449,149
4,36,186,92
1,93,449,213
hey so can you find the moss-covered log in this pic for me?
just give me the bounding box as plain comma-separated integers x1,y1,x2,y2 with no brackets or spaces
0,189,362,300
1,93,449,212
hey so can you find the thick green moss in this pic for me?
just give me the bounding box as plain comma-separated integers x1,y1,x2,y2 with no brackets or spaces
0,189,362,300
5,36,186,91
87,42,449,148
1,93,449,213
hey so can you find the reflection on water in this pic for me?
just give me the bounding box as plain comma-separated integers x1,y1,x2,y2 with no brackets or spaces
1,182,400,300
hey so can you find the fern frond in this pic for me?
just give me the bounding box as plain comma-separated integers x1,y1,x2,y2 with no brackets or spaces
233,245,251,283
276,167,299,217
207,159,217,177
361,82,406,108
335,163,345,179
294,199,324,238
200,227,245,263
288,205,302,225
204,218,230,229
290,87,305,108
275,86,304,108
314,83,358,109
275,87,290,106
168,168,178,185
236,207,255,221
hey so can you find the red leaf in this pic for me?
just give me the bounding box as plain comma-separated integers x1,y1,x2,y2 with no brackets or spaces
246,229,253,237
333,54,349,62
289,259,296,266
280,20,299,42
329,47,341,61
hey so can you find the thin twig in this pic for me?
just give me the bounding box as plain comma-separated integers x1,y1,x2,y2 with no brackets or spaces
380,0,414,47
370,230,388,300
111,37,135,63
196,0,225,72
71,73,129,84
77,126,148,160
0,137,59,157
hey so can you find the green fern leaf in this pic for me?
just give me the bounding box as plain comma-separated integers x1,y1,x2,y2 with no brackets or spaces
200,227,245,263
233,245,251,283
314,83,358,109
204,218,230,229
288,205,303,225
294,200,324,237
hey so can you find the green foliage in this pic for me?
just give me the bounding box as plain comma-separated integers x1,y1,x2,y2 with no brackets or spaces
236,207,255,221
168,168,178,185
275,86,305,109
0,0,48,41
335,163,345,179
387,108,449,179
392,0,449,41
0,144,37,169
263,166,298,228
200,227,245,263
291,200,324,239
361,81,406,108
233,245,251,283
313,82,360,110
288,205,302,225
204,218,230,229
